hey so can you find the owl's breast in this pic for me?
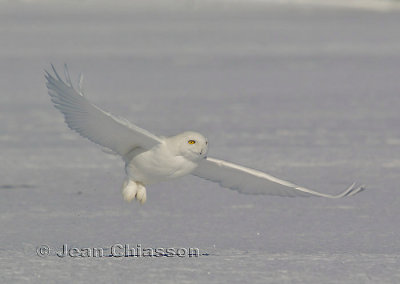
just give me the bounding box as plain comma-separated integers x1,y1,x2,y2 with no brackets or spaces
125,143,198,185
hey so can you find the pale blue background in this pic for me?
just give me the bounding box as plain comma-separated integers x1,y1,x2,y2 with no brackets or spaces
1,1,400,283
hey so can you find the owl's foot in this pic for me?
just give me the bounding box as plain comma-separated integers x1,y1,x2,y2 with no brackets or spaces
136,184,147,204
122,179,147,204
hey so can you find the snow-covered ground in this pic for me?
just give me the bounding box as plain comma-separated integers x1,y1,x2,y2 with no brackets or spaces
1,1,400,283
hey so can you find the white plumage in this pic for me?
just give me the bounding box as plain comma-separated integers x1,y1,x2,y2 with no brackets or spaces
46,64,364,204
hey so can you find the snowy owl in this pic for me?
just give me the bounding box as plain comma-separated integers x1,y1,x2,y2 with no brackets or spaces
45,65,364,204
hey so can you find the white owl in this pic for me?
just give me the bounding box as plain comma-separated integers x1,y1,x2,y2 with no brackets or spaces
46,65,364,204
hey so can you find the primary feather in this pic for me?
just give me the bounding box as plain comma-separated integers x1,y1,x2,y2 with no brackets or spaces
46,64,162,156
193,157,365,198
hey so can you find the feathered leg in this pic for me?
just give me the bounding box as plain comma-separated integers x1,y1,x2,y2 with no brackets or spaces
136,184,147,204
121,179,147,204
122,179,138,202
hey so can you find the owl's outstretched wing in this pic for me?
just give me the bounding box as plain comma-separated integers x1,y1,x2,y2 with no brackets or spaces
193,157,365,198
46,64,162,156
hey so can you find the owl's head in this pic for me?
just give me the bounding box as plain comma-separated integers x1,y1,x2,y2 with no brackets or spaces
167,131,208,161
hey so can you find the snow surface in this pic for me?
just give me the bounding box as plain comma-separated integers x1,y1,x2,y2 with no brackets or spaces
1,1,400,283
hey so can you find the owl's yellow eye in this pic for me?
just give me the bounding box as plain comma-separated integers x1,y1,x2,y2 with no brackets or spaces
188,140,196,144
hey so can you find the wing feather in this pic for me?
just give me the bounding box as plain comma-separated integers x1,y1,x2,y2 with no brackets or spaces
193,157,365,198
45,64,163,156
